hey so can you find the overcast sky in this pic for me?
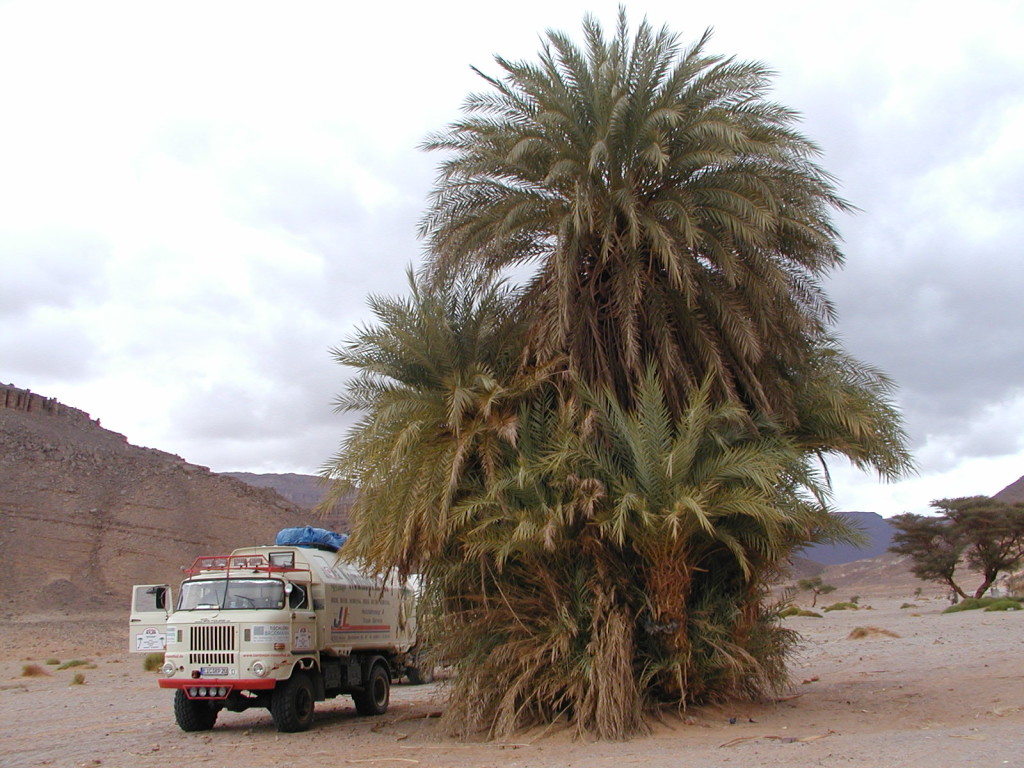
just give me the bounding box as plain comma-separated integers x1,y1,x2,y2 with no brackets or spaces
2,0,1021,517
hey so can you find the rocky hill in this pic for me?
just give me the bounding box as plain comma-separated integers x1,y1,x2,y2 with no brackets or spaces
994,474,1024,504
223,471,354,532
0,384,310,615
799,511,895,565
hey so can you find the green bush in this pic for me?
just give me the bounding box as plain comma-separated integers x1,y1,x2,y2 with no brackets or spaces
70,672,85,685
943,598,982,613
57,659,94,670
823,601,859,612
143,652,165,672
942,597,1022,613
983,598,1022,612
45,658,60,666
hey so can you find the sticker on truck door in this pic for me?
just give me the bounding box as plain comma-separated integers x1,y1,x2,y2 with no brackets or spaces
135,626,166,651
293,626,314,651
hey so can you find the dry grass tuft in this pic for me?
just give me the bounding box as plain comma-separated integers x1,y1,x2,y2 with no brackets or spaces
21,663,49,677
70,672,86,685
847,626,900,640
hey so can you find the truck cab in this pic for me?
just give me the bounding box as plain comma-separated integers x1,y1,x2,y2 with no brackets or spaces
130,542,423,732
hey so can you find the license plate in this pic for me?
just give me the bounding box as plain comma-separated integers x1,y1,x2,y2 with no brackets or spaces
200,667,229,677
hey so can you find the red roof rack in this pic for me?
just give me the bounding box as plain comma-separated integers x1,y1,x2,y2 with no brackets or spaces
185,553,310,576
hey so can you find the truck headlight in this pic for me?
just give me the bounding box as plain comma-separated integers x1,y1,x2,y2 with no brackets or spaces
251,661,267,677
161,662,176,677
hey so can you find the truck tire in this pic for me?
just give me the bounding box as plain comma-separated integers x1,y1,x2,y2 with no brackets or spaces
353,663,390,716
271,672,315,732
405,645,434,685
174,689,218,731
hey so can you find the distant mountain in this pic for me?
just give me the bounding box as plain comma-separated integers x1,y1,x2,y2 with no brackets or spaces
799,511,895,566
0,384,309,615
994,475,1024,504
223,472,354,532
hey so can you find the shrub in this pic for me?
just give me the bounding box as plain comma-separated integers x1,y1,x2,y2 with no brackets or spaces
983,598,1022,612
778,605,821,618
143,652,165,672
70,672,85,685
900,602,916,609
944,598,984,613
941,597,1022,613
57,659,94,670
45,658,60,666
21,663,49,677
823,601,859,612
848,626,900,639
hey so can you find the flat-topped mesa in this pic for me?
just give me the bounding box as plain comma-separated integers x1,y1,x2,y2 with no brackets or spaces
1,383,96,427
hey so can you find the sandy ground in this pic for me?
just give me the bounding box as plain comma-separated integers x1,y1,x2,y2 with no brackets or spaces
2,593,1023,768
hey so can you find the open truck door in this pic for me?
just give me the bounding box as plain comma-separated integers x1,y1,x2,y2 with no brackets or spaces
129,584,172,653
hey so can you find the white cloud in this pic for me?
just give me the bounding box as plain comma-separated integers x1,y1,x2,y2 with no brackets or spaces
2,0,1022,514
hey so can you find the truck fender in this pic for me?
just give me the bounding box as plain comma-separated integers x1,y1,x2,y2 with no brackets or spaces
290,657,325,701
360,654,389,682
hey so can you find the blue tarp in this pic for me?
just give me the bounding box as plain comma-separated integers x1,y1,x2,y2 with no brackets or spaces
275,526,348,552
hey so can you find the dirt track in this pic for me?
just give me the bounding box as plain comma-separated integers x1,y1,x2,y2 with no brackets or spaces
3,596,1024,768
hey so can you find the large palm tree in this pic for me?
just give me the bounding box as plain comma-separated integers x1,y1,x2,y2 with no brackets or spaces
325,9,911,740
422,10,850,424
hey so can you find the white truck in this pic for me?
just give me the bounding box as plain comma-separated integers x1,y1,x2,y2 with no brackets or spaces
129,538,427,732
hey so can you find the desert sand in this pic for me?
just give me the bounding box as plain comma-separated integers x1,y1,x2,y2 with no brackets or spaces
3,587,1023,768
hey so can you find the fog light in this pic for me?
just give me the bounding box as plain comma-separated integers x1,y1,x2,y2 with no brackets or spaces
188,687,198,696
161,662,176,677
251,661,267,677
219,687,228,696
199,687,208,697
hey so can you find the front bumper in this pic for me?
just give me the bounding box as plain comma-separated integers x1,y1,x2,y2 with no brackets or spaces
159,678,278,698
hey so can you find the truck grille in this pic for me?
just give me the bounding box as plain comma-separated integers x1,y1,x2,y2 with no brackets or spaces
189,625,235,666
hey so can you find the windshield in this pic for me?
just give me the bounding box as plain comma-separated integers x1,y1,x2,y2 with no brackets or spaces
178,578,285,611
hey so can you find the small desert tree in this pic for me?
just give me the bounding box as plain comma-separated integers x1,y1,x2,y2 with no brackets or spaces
889,513,965,598
890,497,1024,599
797,576,836,607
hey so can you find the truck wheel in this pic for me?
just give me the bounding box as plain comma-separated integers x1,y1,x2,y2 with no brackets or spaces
271,672,315,732
174,689,218,731
353,663,390,716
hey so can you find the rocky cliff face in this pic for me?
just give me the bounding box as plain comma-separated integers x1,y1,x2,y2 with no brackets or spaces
0,384,310,615
223,472,354,532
